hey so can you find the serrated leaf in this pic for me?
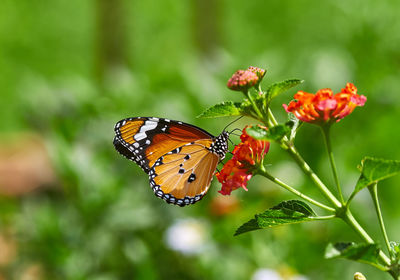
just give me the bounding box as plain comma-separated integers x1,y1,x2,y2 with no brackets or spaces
272,200,316,216
349,157,400,201
266,79,303,100
197,101,242,118
325,242,386,270
234,200,316,236
246,123,292,142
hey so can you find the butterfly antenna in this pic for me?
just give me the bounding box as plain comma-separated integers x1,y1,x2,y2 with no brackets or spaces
223,116,244,132
229,128,242,135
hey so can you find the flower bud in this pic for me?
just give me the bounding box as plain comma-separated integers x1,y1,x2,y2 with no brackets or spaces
227,70,259,92
247,66,266,82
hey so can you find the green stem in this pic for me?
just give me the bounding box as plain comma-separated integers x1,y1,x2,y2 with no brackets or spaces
321,125,345,204
342,208,391,267
267,107,278,126
258,166,335,212
245,90,270,125
284,144,342,208
310,215,336,221
368,183,393,260
263,107,340,208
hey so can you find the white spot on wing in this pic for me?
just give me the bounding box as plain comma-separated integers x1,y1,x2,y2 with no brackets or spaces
139,121,158,134
134,132,147,141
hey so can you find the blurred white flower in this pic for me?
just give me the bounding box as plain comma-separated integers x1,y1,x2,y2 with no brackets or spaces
252,268,282,280
251,268,309,280
164,219,209,255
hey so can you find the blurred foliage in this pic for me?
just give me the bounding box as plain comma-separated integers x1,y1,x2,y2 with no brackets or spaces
0,0,400,279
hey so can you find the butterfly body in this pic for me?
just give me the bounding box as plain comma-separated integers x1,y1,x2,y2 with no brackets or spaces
113,117,229,206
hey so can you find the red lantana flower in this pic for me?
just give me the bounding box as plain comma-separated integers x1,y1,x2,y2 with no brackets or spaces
216,126,270,195
283,83,366,124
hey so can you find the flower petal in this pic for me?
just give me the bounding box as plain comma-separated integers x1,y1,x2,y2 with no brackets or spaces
283,83,366,124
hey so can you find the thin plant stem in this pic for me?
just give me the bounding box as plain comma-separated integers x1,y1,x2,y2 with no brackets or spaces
257,166,335,212
245,90,270,126
368,183,393,260
321,125,345,204
310,215,336,220
265,107,342,208
284,144,342,208
267,107,278,126
342,208,391,267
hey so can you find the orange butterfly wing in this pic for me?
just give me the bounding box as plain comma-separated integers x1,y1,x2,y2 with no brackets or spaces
113,117,228,206
149,139,220,205
114,117,213,171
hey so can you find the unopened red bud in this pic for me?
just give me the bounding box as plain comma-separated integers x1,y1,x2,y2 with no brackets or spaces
247,66,266,81
227,70,259,91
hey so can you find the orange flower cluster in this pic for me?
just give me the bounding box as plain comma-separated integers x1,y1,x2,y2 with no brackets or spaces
216,126,270,195
283,83,366,124
227,66,266,91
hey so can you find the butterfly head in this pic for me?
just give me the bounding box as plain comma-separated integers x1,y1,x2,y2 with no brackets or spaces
211,131,229,160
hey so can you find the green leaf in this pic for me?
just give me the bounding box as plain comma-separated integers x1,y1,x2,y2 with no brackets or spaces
272,200,316,215
266,79,303,100
197,101,243,118
325,242,386,270
234,200,316,236
349,157,400,201
246,123,292,142
239,99,258,118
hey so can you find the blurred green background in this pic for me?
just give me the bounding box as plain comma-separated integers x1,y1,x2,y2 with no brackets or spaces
1,0,400,279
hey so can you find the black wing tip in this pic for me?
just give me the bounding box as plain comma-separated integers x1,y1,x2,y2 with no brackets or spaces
113,117,145,133
113,137,128,156
113,137,133,160
113,137,150,173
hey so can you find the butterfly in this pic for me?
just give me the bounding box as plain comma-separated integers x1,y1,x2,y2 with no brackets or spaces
113,117,230,207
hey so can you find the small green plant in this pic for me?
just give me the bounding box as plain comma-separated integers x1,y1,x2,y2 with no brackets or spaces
199,66,400,279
